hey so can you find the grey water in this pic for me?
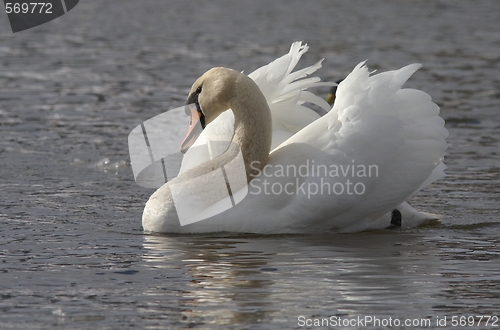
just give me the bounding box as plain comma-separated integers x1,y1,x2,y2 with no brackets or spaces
0,1,499,329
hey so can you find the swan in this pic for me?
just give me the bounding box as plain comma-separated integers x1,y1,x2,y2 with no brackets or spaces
141,42,448,234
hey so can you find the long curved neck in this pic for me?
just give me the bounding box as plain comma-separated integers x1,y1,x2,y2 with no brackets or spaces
229,74,272,180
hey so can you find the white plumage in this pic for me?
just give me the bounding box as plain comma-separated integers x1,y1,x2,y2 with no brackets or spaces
142,42,448,233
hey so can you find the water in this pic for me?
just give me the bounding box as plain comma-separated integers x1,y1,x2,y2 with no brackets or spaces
0,0,499,328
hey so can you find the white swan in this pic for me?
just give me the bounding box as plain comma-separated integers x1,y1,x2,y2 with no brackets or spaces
142,42,448,234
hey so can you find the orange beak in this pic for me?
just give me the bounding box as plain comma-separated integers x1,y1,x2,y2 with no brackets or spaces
180,105,204,154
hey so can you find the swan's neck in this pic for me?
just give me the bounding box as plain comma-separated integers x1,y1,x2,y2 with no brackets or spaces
229,75,272,180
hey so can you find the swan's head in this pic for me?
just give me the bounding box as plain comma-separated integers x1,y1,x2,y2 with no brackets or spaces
180,67,242,153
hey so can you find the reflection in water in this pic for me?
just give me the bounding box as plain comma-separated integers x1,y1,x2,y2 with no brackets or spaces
141,232,444,325
142,235,278,326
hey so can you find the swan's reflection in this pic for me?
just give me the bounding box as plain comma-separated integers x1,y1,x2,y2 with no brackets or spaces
141,232,442,326
142,234,279,325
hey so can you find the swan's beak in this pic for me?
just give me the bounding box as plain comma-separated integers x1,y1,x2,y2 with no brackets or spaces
180,105,204,154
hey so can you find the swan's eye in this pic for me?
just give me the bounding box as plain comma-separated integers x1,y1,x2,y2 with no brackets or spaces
185,85,203,106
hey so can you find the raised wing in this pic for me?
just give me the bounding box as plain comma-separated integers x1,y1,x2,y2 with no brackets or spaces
272,62,448,231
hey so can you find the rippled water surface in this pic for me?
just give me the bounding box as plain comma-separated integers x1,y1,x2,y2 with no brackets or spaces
0,1,499,329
